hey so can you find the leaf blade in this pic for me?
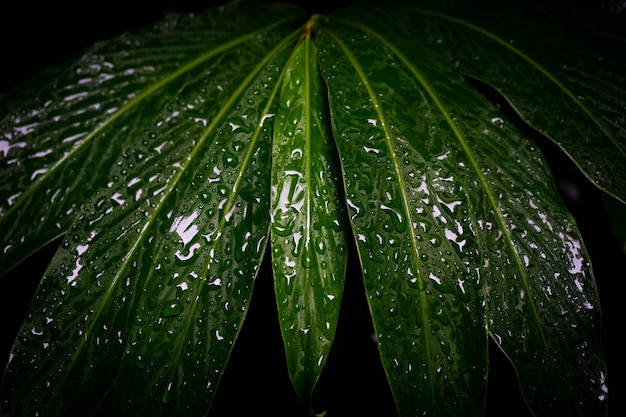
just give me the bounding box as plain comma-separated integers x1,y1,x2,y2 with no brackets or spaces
111,35,298,414
270,33,348,411
318,14,488,416
331,4,608,416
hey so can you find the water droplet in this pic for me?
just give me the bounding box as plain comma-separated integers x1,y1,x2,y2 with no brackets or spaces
380,204,406,232
315,237,326,255
136,327,145,340
272,217,294,236
222,150,238,167
160,301,183,317
174,242,201,266
233,227,251,262
162,382,173,403
135,355,145,369
302,253,314,268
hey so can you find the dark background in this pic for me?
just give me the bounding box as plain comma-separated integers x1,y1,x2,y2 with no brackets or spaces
0,1,623,416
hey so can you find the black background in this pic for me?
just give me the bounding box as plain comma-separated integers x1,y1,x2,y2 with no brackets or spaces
0,1,623,416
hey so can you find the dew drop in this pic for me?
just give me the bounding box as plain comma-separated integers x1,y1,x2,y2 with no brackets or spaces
162,382,173,403
315,237,326,255
380,204,407,233
160,301,183,317
174,243,201,266
222,150,238,167
272,220,294,237
135,355,145,369
302,253,314,268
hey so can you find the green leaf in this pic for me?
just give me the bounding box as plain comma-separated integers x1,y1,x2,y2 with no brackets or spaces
0,2,306,416
377,1,626,204
317,13,489,416
0,1,618,416
0,1,304,278
317,4,608,416
110,27,301,417
270,31,349,412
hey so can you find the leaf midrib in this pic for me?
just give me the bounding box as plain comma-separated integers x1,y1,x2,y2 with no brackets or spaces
303,34,314,342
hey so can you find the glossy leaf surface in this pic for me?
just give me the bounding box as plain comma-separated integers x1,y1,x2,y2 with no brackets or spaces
0,2,302,278
317,6,609,415
0,1,620,416
317,17,488,416
270,34,348,411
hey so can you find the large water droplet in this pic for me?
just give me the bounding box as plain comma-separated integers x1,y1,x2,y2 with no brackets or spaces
222,150,238,167
134,355,145,369
272,219,294,237
160,301,183,317
174,242,201,266
380,204,407,233
162,382,174,403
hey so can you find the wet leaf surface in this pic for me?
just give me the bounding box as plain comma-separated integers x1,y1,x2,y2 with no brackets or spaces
270,34,349,412
0,1,620,416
